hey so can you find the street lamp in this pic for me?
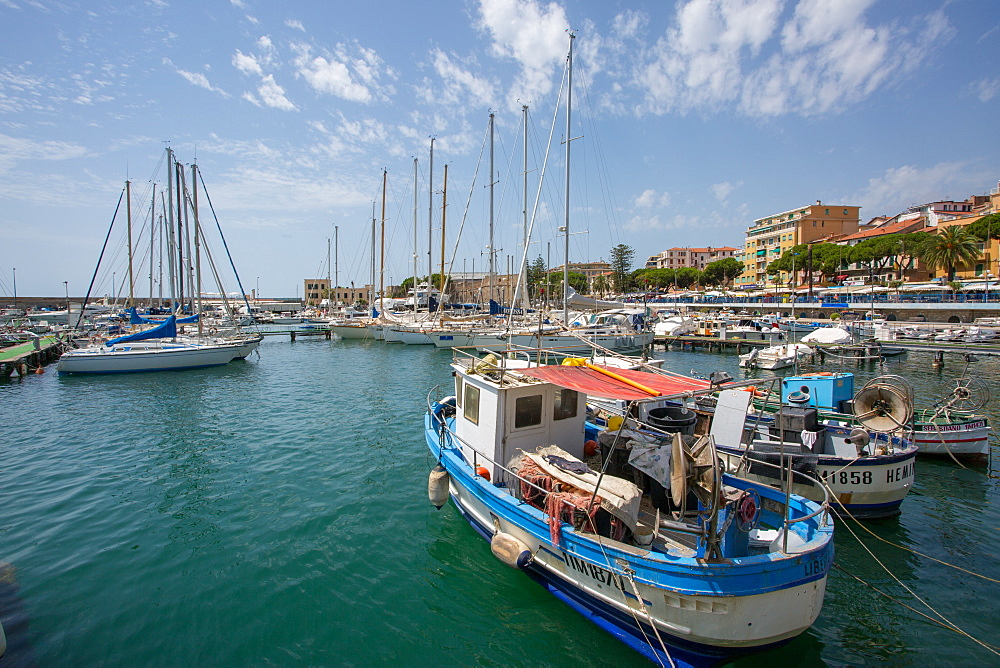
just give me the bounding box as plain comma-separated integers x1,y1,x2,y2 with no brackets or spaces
11,267,15,310
63,281,69,313
256,276,260,301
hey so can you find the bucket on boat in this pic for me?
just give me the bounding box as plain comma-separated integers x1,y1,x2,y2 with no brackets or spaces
633,526,655,546
647,406,697,436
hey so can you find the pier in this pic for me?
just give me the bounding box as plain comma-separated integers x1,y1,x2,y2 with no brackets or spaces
0,336,64,378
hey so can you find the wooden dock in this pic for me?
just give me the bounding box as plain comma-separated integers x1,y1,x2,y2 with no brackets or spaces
0,336,65,378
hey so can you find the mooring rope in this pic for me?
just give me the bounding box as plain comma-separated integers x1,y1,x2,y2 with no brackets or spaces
820,480,999,657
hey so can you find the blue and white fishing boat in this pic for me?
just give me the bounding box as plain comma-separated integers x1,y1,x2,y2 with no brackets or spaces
425,349,834,666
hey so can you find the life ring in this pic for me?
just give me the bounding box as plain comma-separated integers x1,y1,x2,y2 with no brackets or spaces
208,327,218,336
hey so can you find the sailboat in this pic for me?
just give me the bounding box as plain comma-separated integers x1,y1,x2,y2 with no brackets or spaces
57,148,261,374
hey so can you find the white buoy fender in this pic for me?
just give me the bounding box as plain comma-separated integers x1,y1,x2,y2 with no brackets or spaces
490,532,533,569
428,465,450,509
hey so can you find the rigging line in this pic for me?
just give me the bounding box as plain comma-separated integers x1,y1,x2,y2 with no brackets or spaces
197,168,252,315
438,120,490,318
821,480,1000,656
832,563,1000,651
76,187,126,329
578,74,624,248
510,58,568,315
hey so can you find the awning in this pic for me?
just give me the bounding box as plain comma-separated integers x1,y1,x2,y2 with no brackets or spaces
518,365,712,401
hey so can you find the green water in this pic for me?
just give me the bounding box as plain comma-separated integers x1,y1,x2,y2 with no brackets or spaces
1,338,997,665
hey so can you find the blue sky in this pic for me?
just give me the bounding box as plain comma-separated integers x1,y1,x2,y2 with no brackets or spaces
1,0,998,298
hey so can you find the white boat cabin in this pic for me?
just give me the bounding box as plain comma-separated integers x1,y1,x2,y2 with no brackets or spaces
451,360,586,481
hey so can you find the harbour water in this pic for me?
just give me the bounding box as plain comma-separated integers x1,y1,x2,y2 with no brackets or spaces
1,337,997,665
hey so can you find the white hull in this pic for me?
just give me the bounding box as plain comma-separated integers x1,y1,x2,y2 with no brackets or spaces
478,331,654,353
329,324,372,339
911,419,991,456
57,340,246,374
396,329,433,345
447,471,827,650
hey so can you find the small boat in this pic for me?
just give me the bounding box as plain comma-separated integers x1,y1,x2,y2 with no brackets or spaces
773,370,991,460
800,325,852,345
713,381,917,519
426,350,834,665
738,343,812,370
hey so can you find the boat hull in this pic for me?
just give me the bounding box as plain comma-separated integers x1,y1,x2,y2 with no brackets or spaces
426,416,833,664
57,341,244,374
718,441,917,519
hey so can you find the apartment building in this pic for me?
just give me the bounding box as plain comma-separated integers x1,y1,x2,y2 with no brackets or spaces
736,201,861,288
645,246,738,270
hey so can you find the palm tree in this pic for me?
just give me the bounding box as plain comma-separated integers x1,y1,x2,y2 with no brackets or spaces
919,226,981,281
591,274,610,297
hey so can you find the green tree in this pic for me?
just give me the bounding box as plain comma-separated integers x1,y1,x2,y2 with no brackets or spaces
591,274,611,296
965,213,1000,240
546,271,588,295
919,226,981,281
609,244,636,292
632,268,674,289
674,267,703,289
702,257,743,286
527,255,547,299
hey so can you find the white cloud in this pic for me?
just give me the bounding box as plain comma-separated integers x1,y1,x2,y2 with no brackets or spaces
292,42,389,104
636,0,955,118
970,77,1000,103
853,163,985,215
712,181,739,201
476,0,569,102
634,188,671,209
176,69,230,97
232,49,263,76
427,48,495,107
255,74,295,110
0,133,89,172
285,19,305,32
229,0,246,8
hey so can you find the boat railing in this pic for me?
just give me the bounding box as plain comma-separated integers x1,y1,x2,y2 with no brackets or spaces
427,388,831,550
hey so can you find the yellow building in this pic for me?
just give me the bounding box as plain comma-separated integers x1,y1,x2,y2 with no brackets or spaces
737,201,861,287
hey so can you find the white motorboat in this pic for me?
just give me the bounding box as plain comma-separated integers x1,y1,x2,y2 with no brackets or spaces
739,343,813,370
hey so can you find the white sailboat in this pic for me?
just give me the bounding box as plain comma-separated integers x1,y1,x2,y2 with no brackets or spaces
58,148,260,374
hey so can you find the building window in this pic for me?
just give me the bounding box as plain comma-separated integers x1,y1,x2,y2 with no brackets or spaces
455,376,463,408
553,388,578,420
825,208,830,215
463,384,480,424
514,394,543,428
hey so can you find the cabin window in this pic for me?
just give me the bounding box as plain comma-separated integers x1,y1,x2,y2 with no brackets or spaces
455,376,463,408
464,384,480,424
553,388,578,420
514,394,543,428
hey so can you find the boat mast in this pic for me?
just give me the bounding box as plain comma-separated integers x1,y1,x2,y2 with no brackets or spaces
174,159,185,316
180,166,195,316
412,157,419,313
165,148,178,312
327,235,332,308
440,163,447,311
428,138,434,298
370,201,376,313
521,104,529,311
562,31,575,326
380,169,387,316
149,187,155,309
191,163,203,334
334,225,339,303
488,112,495,309
126,178,134,308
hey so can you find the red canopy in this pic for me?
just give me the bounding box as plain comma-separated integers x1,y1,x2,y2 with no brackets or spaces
518,365,712,401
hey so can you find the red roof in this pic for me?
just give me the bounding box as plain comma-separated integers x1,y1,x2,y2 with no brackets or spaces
518,365,712,401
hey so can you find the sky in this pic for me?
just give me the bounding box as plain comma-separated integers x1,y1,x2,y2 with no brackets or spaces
1,0,998,299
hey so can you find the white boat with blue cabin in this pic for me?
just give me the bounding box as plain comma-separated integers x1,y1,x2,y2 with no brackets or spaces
426,349,835,665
